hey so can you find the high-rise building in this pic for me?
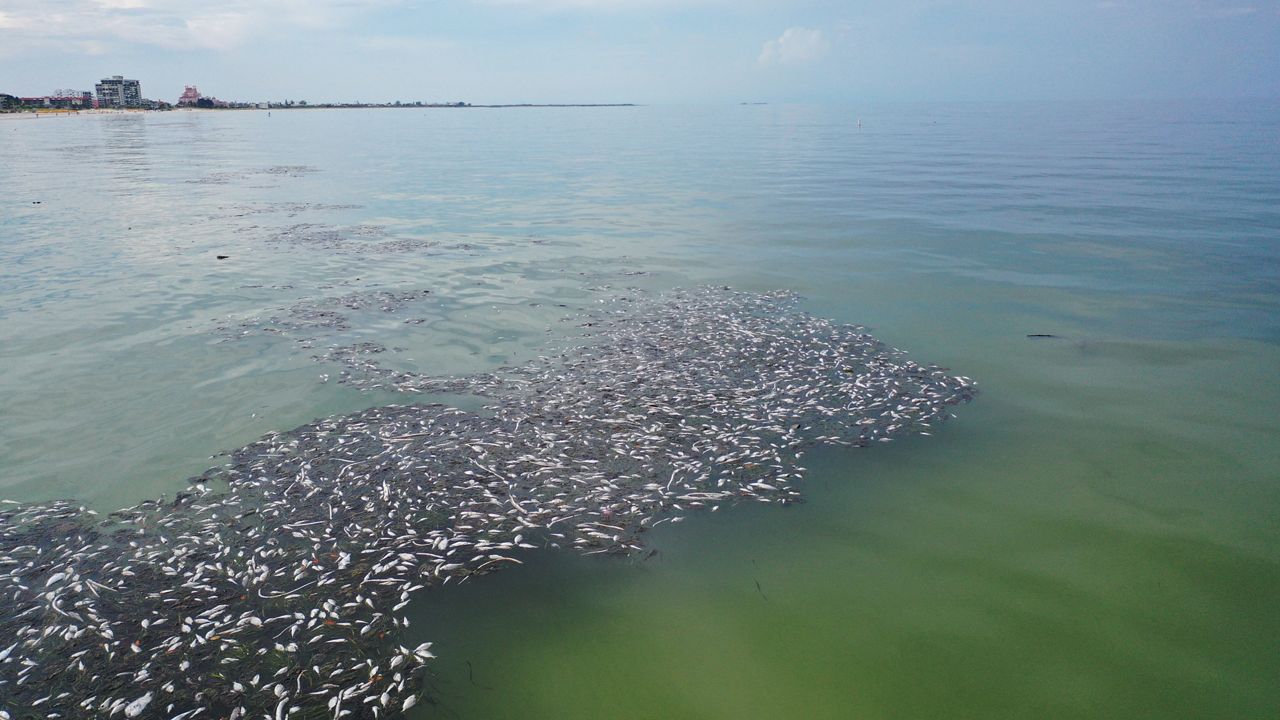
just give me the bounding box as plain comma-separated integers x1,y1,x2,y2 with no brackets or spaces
95,75,141,108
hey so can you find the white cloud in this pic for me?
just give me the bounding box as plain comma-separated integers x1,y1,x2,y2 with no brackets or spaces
77,39,113,55
94,0,151,9
180,12,256,50
357,35,458,54
0,10,30,28
758,27,829,67
0,0,404,53
1212,6,1257,17
475,0,720,9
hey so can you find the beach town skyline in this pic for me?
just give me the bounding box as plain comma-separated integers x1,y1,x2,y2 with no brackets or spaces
1,72,637,112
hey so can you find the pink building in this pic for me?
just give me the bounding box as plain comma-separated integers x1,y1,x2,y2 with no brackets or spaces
177,86,201,106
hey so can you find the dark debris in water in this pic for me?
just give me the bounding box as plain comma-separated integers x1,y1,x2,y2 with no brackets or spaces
265,224,444,255
213,289,436,342
0,287,975,719
208,203,363,220
186,166,321,185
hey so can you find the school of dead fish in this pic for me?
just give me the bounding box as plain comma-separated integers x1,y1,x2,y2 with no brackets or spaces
0,287,975,719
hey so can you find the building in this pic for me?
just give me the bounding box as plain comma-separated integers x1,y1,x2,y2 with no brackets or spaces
17,94,92,110
177,85,201,106
48,91,95,109
178,86,230,108
95,75,142,108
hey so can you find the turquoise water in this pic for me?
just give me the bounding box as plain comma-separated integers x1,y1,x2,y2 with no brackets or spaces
2,101,1278,718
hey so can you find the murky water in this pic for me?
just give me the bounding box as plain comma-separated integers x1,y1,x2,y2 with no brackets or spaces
2,100,1278,718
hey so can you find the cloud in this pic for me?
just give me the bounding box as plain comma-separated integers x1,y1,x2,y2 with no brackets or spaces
357,35,458,55
94,0,150,9
1212,5,1257,17
758,27,829,67
474,0,721,9
0,0,405,53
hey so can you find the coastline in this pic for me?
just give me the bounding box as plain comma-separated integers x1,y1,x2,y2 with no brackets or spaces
0,108,158,120
0,104,639,121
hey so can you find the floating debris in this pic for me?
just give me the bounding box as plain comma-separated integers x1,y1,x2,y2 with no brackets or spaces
269,223,388,246
208,202,363,220
0,287,974,719
214,289,436,341
187,166,321,185
265,224,444,254
261,166,321,176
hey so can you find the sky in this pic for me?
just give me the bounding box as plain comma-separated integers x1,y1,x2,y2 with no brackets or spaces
1,0,1278,104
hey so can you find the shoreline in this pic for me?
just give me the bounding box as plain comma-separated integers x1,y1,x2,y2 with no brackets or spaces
0,108,156,119
0,104,640,121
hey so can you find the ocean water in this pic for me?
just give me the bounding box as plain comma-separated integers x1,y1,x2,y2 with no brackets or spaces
1,100,1278,718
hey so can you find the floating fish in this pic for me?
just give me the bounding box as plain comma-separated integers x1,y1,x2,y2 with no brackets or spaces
0,287,974,718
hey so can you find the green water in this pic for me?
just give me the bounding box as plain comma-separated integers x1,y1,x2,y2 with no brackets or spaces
413,283,1280,719
1,101,1278,717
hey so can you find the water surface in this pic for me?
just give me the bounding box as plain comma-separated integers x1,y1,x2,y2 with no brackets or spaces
1,100,1278,718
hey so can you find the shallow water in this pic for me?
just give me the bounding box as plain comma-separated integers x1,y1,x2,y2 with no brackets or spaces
2,100,1278,718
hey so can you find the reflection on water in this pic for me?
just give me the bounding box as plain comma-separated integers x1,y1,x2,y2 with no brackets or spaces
1,101,1278,718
